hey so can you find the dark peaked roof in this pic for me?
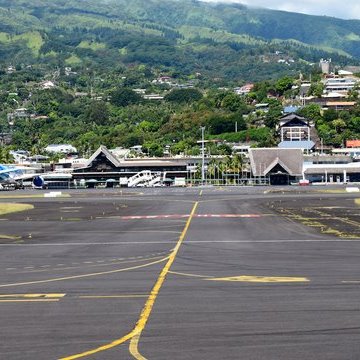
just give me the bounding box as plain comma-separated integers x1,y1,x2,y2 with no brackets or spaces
280,113,306,121
249,148,303,176
279,113,309,127
84,145,122,168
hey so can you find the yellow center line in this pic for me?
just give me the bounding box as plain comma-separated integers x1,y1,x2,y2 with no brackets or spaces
0,299,60,303
129,201,198,359
129,333,147,360
0,293,65,298
60,201,198,360
0,257,169,289
168,270,211,278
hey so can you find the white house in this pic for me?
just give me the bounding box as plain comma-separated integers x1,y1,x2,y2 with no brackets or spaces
45,144,77,154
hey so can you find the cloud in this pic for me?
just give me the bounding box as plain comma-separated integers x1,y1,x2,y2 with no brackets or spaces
201,0,360,20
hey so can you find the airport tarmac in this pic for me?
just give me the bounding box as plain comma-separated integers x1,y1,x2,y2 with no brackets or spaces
0,186,359,360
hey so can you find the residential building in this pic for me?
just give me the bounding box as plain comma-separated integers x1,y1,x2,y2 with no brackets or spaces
44,144,77,154
277,114,315,151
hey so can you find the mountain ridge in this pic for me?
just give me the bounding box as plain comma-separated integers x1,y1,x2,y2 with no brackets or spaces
0,0,359,81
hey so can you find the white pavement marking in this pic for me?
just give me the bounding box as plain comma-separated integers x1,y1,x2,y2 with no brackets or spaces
119,214,262,220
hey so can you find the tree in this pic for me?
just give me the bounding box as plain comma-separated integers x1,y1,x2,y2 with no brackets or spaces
143,142,163,157
207,114,231,135
110,88,142,107
170,140,191,155
220,93,248,112
323,109,338,122
0,147,14,163
297,104,322,123
332,119,347,133
216,144,232,155
231,154,245,173
275,76,293,96
85,101,109,125
264,100,282,129
308,83,324,97
349,117,360,133
348,87,359,101
164,88,203,104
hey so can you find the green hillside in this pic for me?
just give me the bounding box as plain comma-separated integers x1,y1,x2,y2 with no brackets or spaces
0,0,359,81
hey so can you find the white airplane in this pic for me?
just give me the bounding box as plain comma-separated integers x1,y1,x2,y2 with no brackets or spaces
0,164,40,189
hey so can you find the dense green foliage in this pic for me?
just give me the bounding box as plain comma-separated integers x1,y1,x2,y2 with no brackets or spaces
0,0,359,83
0,0,360,159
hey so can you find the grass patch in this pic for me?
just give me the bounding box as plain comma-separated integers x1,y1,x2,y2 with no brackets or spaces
0,32,10,42
0,194,71,199
65,54,82,65
179,25,265,46
316,189,346,194
78,40,106,51
0,203,34,216
0,31,44,56
0,234,21,240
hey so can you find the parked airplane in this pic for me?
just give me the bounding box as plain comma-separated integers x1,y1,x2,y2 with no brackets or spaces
0,164,39,189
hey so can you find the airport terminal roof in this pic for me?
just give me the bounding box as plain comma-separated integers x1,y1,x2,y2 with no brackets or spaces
249,148,303,176
304,162,360,175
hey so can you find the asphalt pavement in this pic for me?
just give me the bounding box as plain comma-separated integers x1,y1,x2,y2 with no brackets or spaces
0,186,359,360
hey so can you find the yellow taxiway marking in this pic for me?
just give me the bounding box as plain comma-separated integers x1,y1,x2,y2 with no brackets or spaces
60,201,198,360
199,190,203,196
0,257,168,288
168,270,210,278
0,293,65,303
129,333,147,360
206,275,309,283
0,293,65,298
0,299,60,303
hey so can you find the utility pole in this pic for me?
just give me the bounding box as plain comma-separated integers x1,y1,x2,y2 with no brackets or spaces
200,126,205,186
321,138,323,155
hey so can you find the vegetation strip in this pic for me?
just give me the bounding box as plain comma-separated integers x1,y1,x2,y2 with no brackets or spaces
0,203,34,215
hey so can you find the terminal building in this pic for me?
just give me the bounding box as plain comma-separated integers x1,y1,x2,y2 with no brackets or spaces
45,145,360,188
72,146,188,186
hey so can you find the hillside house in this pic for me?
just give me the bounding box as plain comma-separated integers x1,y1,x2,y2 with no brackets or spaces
278,113,315,151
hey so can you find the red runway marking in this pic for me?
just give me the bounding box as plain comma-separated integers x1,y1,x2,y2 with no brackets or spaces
195,214,261,218
120,214,189,220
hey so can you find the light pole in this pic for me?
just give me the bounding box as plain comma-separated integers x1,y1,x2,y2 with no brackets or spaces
200,126,205,185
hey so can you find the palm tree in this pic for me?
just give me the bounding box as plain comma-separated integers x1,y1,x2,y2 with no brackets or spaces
231,154,245,184
0,147,14,164
194,163,202,185
207,158,217,185
215,159,224,185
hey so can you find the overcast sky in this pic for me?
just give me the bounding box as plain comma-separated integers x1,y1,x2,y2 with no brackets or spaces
201,0,360,20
